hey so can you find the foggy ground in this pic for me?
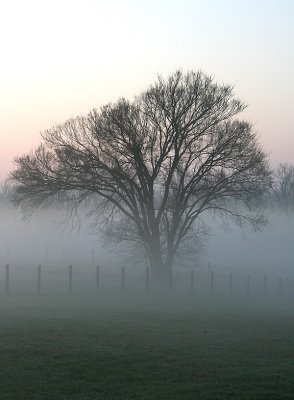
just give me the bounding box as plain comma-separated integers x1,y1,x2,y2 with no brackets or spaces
0,204,293,287
0,293,293,399
1,204,294,398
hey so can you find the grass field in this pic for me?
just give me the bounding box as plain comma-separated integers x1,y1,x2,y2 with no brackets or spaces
0,293,293,399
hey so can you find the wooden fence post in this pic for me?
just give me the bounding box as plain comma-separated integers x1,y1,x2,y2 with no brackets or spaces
145,267,150,293
37,264,41,295
96,265,100,291
190,270,195,293
68,265,73,294
5,264,9,295
286,277,290,295
169,269,173,292
210,270,214,293
121,266,125,293
247,274,250,296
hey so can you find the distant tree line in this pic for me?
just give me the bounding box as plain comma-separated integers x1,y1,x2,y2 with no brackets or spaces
271,163,294,216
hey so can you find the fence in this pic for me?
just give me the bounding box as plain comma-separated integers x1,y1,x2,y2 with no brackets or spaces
1,262,294,298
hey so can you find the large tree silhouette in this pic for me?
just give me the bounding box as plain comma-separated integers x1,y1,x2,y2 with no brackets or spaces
11,71,271,278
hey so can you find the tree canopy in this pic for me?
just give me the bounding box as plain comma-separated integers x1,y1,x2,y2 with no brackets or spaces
11,70,271,276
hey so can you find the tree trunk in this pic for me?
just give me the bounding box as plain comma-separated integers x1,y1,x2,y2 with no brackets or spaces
148,249,173,289
147,231,174,288
151,263,171,282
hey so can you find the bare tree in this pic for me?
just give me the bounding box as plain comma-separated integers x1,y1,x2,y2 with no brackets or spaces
272,163,294,217
0,180,14,207
10,71,271,278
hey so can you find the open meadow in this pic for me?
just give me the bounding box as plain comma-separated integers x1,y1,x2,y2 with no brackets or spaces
1,0,294,399
0,292,293,399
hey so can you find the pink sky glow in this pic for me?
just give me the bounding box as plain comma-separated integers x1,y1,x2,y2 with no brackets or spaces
0,0,293,180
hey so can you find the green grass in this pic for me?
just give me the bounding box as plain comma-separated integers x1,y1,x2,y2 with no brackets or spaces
0,294,293,399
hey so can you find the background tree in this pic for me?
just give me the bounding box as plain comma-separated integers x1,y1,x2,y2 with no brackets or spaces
10,71,271,279
272,163,294,217
0,180,14,208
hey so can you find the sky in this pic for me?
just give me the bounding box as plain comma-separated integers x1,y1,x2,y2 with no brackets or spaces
0,0,293,180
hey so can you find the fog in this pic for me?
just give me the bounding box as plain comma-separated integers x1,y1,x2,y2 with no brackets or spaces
0,205,111,267
0,201,293,301
206,212,294,275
